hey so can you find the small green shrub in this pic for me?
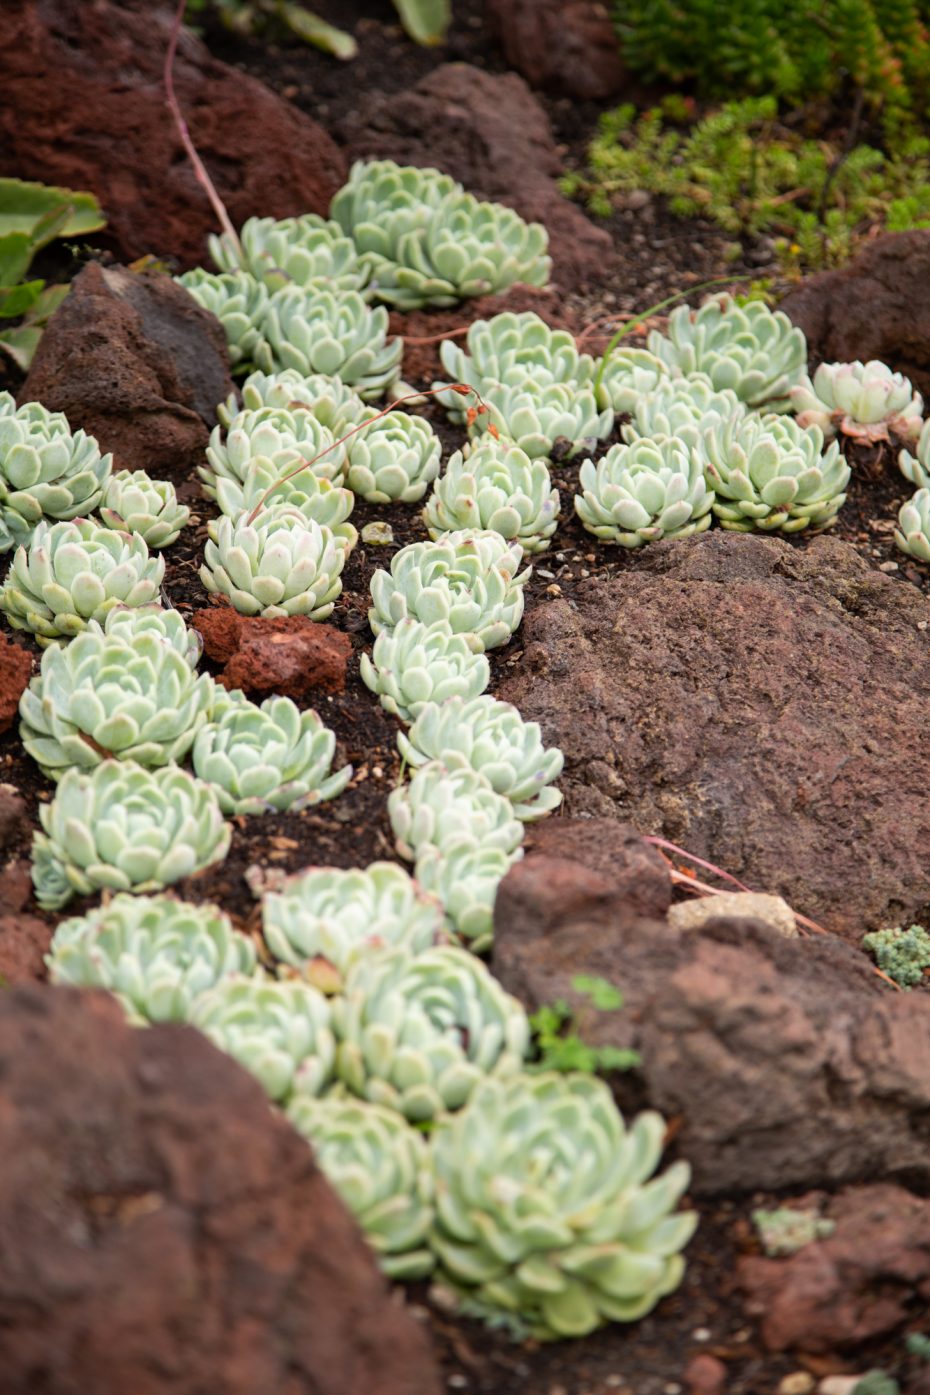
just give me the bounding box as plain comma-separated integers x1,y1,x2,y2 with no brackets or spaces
529,975,641,1075
863,924,930,987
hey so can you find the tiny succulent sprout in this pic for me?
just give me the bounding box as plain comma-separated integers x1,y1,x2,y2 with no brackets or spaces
398,695,564,820
596,346,674,414
368,529,530,653
256,284,403,400
332,944,530,1121
435,314,597,415
424,441,560,554
218,368,369,433
894,488,930,563
899,419,930,490
189,976,335,1102
19,617,214,779
176,268,271,372
360,617,491,723
192,693,351,815
208,213,369,295
103,603,203,667
621,374,747,448
862,924,930,988
791,360,924,443
703,413,850,533
287,1096,435,1279
0,396,112,552
575,438,714,546
201,405,342,499
472,379,614,461
388,760,524,862
428,1073,697,1339
0,517,165,646
344,410,441,504
31,760,231,910
414,841,521,953
46,892,258,1023
98,468,191,548
212,459,356,556
200,506,347,619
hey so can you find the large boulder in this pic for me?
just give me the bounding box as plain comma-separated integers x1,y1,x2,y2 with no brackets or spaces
484,0,626,100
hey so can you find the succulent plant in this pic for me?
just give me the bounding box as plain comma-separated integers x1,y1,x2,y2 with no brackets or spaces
398,695,564,820
190,976,335,1102
263,861,447,991
576,437,714,546
257,285,403,400
208,213,368,294
369,530,530,653
472,380,614,461
331,159,461,258
414,841,520,953
212,459,356,554
201,506,347,619
176,268,271,371
0,518,165,645
899,419,930,490
648,294,807,411
0,398,112,552
424,440,560,553
192,693,351,815
19,617,214,779
360,617,491,723
703,413,850,533
103,603,203,667
388,760,524,862
287,1095,435,1278
894,488,930,563
344,411,441,503
201,405,342,499
218,369,368,433
596,346,674,414
31,759,231,910
46,892,258,1022
429,1073,697,1339
436,314,597,415
621,374,747,448
99,468,191,548
332,944,530,1120
791,359,924,443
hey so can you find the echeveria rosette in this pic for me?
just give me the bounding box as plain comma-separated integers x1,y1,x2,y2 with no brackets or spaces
415,841,520,953
212,459,356,555
19,619,214,779
201,405,342,499
648,294,807,411
99,468,191,548
621,374,747,449
429,1073,697,1340
894,488,930,563
576,438,714,547
703,413,850,533
31,760,231,910
287,1095,435,1279
0,401,112,552
331,159,461,262
388,760,524,862
424,441,560,554
257,285,403,401
790,359,924,443
103,603,203,667
218,369,369,433
189,976,335,1103
596,346,675,414
435,313,598,418
0,518,165,646
344,411,441,504
471,380,613,461
46,892,258,1023
399,695,564,821
361,618,491,723
369,530,530,653
332,944,531,1121
192,693,351,815
176,268,271,372
899,419,930,490
262,861,447,992
209,214,369,295
201,507,347,619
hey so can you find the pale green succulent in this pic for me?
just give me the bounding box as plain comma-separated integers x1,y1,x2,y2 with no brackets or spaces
176,268,271,371
208,214,368,295
0,518,165,646
703,413,850,533
212,459,356,555
596,346,674,414
360,617,491,723
894,488,930,563
201,405,342,499
218,369,368,433
344,411,441,503
257,285,403,400
31,759,231,910
435,314,597,416
424,441,560,553
369,530,529,653
332,945,530,1121
46,892,258,1022
899,419,930,490
192,693,351,815
575,437,714,547
648,294,807,411
201,506,347,619
791,359,924,443
472,380,613,461
99,468,191,548
415,841,520,953
262,861,447,991
19,618,214,779
331,159,461,258
103,603,203,667
429,1073,697,1340
287,1095,435,1279
0,397,112,552
621,374,747,448
189,976,335,1102
388,760,524,862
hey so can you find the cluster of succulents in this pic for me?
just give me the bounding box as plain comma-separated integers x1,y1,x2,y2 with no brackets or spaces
414,840,519,953
388,760,525,862
0,394,112,551
98,469,191,548
218,369,369,434
423,440,560,553
621,375,746,448
177,268,272,371
575,438,714,546
202,405,343,498
209,214,368,295
201,508,348,618
360,617,491,723
791,360,923,443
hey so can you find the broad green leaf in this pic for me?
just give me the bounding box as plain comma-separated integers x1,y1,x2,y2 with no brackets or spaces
0,324,43,372
0,280,45,319
393,0,451,46
0,232,35,288
277,1,358,56
0,178,106,240
28,202,75,254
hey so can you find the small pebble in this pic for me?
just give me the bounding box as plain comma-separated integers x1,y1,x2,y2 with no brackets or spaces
818,1379,864,1395
447,1377,468,1391
777,1374,815,1395
361,521,394,546
918,620,928,630
546,584,562,597
371,765,383,779
878,560,899,572
691,1326,712,1341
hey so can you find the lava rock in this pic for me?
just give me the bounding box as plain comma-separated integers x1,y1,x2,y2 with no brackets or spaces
485,0,626,100
0,915,52,986
0,986,440,1395
0,635,33,733
192,608,353,698
521,818,672,920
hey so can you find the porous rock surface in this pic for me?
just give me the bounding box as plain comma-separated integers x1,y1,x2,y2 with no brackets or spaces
484,0,626,100
497,530,930,937
0,634,33,733
0,987,440,1395
192,608,353,698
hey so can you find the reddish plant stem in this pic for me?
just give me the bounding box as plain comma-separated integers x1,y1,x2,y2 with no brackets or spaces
401,326,471,345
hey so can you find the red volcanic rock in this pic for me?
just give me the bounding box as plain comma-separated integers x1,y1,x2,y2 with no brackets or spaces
192,608,353,699
0,635,33,733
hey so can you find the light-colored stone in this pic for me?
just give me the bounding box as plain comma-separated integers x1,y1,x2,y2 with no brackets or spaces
777,1375,815,1395
669,892,799,938
818,1378,864,1395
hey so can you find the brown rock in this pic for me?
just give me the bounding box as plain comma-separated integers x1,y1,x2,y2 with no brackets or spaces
684,1352,728,1395
497,530,930,938
192,608,353,698
341,64,614,293
0,635,33,733
738,1185,930,1352
0,915,51,986
0,785,30,855
522,819,672,919
0,986,440,1395
485,0,626,100
0,0,346,270
0,860,33,917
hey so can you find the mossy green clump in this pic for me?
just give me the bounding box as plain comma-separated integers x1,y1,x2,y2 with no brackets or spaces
863,924,930,987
